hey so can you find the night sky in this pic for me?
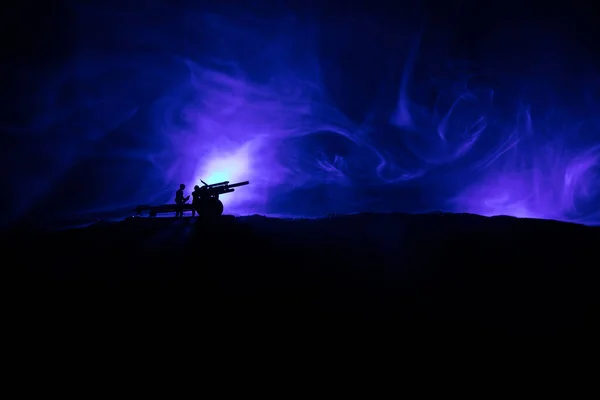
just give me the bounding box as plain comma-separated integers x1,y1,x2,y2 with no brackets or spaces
3,0,600,228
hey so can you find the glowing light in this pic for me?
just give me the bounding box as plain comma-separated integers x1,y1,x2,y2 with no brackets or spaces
196,146,251,186
192,143,255,214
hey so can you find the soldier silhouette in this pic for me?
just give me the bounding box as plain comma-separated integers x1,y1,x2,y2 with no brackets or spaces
191,185,201,217
175,184,190,218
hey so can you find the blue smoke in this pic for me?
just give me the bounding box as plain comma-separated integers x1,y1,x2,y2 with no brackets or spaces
2,0,600,228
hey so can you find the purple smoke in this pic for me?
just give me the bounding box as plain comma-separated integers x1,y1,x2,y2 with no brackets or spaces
5,1,600,226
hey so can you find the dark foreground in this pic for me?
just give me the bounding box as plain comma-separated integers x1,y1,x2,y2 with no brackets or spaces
5,212,600,339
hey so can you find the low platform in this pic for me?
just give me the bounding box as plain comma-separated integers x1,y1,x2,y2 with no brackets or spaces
135,203,194,217
135,198,224,217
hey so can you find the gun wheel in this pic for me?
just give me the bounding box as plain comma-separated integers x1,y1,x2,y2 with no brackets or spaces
196,199,224,217
212,199,224,216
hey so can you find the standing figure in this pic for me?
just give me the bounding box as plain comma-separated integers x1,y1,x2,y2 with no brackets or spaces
175,184,190,218
191,185,201,217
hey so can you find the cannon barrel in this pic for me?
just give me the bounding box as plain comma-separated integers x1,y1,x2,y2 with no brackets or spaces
205,180,229,188
202,180,249,191
199,180,249,198
201,180,249,189
227,180,249,189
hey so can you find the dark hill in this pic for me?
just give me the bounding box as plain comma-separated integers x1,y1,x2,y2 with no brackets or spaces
5,212,599,338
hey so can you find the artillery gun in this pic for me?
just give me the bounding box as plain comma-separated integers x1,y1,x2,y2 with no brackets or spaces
134,180,250,218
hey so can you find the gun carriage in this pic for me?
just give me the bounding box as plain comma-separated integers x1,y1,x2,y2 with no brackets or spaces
135,180,249,218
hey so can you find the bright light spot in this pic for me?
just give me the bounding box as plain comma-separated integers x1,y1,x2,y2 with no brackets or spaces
198,146,250,184
193,142,254,213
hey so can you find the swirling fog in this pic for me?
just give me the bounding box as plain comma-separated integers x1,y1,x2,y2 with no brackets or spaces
4,1,600,228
